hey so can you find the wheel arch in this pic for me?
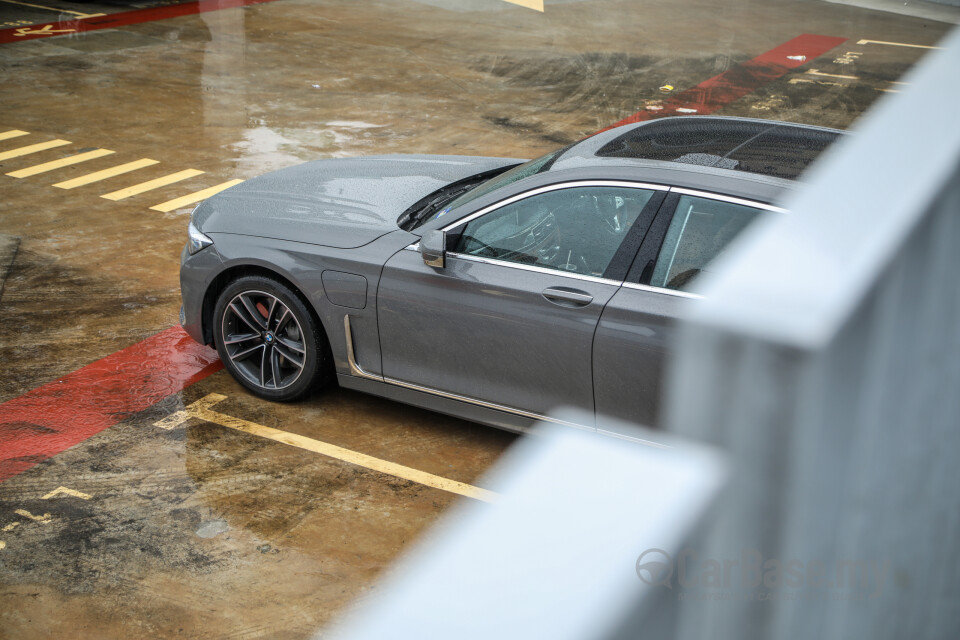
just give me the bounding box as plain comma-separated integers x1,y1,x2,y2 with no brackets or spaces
201,264,332,362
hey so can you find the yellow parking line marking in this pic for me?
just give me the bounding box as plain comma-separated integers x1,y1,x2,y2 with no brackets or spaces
14,509,52,523
155,394,497,502
0,130,30,142
101,168,205,201
149,178,244,212
806,69,859,80
504,0,543,10
53,158,159,189
0,139,70,162
6,148,115,178
856,39,942,50
41,486,92,500
2,522,20,532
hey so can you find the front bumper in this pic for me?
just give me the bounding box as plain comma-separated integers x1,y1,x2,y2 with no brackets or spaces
179,242,224,345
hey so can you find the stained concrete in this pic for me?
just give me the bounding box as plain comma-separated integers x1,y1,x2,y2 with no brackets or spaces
0,0,952,637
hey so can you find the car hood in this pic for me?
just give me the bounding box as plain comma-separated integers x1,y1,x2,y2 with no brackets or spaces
194,155,518,248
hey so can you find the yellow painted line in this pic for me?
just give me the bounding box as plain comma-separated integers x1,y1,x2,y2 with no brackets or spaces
0,130,30,142
53,158,159,189
155,394,497,502
2,522,20,532
504,0,543,11
806,69,859,80
101,168,205,201
14,509,52,523
41,486,92,500
149,178,244,212
856,39,942,50
6,148,114,178
0,139,70,162
0,0,104,18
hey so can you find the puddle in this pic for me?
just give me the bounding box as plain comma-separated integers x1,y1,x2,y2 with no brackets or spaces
195,519,230,539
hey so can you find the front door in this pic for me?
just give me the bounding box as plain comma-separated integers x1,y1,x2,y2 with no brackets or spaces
377,183,663,426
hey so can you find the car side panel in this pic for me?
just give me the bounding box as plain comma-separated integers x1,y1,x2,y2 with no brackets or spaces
378,248,619,422
592,286,692,431
202,230,416,377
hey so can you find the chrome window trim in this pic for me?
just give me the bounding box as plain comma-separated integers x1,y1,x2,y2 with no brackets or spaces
669,187,787,213
621,282,704,299
441,180,670,232
447,251,622,286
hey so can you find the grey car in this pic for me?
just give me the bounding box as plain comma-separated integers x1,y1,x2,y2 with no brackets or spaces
179,116,841,437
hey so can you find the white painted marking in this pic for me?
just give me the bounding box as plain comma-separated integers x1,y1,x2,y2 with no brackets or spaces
806,68,859,80
857,39,942,50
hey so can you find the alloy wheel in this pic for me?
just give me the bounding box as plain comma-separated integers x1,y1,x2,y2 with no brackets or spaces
220,290,307,390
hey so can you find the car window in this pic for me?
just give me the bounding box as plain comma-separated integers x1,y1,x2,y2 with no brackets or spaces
651,194,770,291
454,186,655,278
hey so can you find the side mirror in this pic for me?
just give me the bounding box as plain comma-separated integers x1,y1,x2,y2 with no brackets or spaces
420,230,446,268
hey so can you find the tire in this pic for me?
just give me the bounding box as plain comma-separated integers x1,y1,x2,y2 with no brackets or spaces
213,275,330,402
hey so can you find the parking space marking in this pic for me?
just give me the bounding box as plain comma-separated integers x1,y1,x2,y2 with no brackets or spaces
806,69,858,80
41,486,92,500
14,508,52,523
52,158,160,189
6,148,115,178
149,178,244,212
0,326,221,482
0,129,30,141
0,138,70,161
504,0,544,11
156,394,498,503
101,168,205,201
856,39,941,50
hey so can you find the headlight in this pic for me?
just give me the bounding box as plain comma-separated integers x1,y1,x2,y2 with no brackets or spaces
187,220,213,255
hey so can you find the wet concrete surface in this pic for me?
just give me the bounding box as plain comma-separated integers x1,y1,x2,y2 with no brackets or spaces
0,0,953,637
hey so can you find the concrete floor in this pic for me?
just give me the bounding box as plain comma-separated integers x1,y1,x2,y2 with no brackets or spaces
0,0,952,637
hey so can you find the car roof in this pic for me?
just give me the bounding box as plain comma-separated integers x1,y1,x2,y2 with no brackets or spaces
549,116,845,183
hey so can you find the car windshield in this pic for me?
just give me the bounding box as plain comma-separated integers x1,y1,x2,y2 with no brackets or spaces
429,145,570,222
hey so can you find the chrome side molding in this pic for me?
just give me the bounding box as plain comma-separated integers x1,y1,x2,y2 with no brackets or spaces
343,315,383,382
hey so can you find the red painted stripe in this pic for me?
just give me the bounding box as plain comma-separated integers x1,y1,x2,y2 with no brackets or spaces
0,0,282,45
598,34,848,132
0,327,222,481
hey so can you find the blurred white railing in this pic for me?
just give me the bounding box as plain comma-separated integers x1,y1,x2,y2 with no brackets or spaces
665,25,960,640
322,27,960,640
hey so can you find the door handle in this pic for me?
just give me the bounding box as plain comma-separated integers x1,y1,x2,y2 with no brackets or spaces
541,286,593,307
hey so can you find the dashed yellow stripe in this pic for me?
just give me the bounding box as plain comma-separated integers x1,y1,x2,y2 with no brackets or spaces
149,179,244,212
0,130,30,142
7,148,115,178
0,139,71,162
53,158,159,189
101,168,205,201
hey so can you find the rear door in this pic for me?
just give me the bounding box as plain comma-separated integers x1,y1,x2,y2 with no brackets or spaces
377,182,666,427
593,188,781,434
